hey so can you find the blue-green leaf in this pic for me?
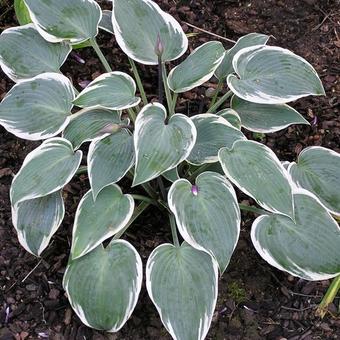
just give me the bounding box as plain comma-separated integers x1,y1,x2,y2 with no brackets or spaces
252,189,340,281
133,103,196,186
12,191,65,256
168,41,225,93
219,140,294,218
24,0,101,43
64,240,142,331
168,172,240,272
71,185,134,260
288,147,340,216
146,242,218,340
112,0,188,65
231,96,309,133
0,25,71,82
227,45,325,104
73,72,140,110
10,138,82,206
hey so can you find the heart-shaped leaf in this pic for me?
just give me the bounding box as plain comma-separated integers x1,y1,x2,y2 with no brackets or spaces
71,185,134,260
231,96,309,133
216,109,242,130
146,242,218,340
0,73,75,140
99,10,114,34
219,140,294,218
62,108,123,149
14,0,32,25
288,147,340,215
168,172,240,272
10,138,82,206
64,240,142,331
214,33,269,80
73,72,140,110
227,45,325,104
88,131,135,199
112,0,188,65
12,191,65,256
187,113,246,165
24,0,102,44
0,25,71,82
133,103,196,186
251,189,340,281
167,41,225,93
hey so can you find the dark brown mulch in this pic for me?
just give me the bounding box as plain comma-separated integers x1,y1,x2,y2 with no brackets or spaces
1,0,340,339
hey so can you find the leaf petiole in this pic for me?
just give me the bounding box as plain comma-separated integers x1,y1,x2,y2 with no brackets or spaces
89,38,112,73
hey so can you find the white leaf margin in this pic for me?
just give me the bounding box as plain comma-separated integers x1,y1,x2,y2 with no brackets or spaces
0,24,72,83
112,0,188,65
0,72,75,140
168,172,241,272
87,132,135,200
133,103,197,185
251,187,340,281
24,0,102,44
11,191,65,257
145,242,219,340
71,185,135,260
73,71,141,110
218,139,295,219
187,113,246,166
64,239,143,332
10,137,82,205
287,146,340,217
167,41,225,93
227,45,325,104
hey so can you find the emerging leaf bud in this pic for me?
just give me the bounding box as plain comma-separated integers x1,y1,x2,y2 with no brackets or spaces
191,185,199,196
154,33,165,57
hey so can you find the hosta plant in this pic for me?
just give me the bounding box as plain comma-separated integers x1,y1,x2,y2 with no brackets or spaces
1,0,340,338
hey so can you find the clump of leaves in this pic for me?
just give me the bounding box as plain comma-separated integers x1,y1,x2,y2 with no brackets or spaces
1,0,340,338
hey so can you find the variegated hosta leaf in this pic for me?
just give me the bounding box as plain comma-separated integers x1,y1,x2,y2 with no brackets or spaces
227,45,325,104
162,167,180,183
146,242,218,340
62,108,123,149
168,172,240,272
288,147,340,215
73,72,140,110
251,189,340,281
14,0,31,25
133,103,196,186
24,0,101,44
64,240,142,332
10,138,82,206
214,33,270,80
0,24,71,82
216,109,242,130
112,0,188,65
88,131,134,200
231,96,309,133
219,140,294,218
71,185,134,260
167,41,225,93
0,73,75,140
187,113,246,165
99,10,114,34
12,191,65,256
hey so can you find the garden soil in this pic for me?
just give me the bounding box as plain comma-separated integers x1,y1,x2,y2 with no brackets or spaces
0,0,340,339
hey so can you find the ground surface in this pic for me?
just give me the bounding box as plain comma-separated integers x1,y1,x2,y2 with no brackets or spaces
0,0,340,339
